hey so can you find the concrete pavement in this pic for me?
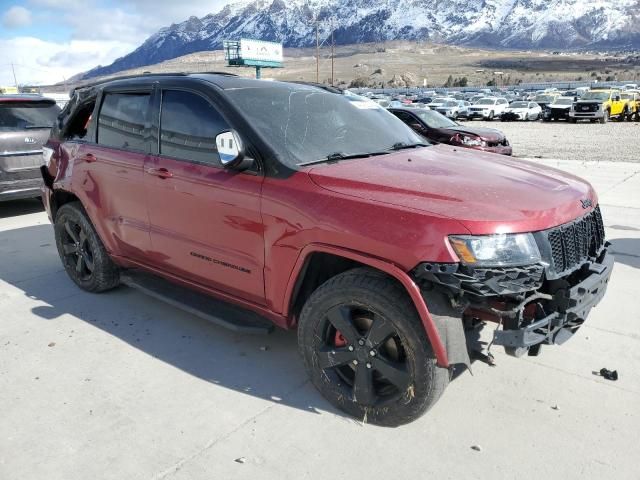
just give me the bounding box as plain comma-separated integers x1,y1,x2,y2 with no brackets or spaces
0,159,639,480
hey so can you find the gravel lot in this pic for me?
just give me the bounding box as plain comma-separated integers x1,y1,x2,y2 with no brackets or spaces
470,120,640,162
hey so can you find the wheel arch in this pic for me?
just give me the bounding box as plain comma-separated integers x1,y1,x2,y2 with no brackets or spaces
284,244,449,367
50,189,81,220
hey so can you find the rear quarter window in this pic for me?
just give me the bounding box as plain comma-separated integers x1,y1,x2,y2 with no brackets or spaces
97,92,150,151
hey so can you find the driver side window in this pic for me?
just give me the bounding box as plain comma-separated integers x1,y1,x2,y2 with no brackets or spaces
160,90,230,166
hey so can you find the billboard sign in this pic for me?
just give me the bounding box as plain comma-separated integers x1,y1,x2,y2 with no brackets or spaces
239,39,283,63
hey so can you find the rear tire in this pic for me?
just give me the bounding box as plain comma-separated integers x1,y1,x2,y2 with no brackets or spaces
297,268,450,427
54,202,120,292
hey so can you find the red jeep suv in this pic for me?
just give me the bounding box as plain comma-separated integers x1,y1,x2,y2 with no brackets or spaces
41,74,613,426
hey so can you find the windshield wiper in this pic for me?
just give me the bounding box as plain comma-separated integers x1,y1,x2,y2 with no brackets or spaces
298,151,387,167
389,142,429,151
25,125,52,129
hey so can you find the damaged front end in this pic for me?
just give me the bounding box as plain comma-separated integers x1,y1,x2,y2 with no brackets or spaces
412,206,614,357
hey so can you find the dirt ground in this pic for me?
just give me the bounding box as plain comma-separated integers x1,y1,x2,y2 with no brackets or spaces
470,119,640,163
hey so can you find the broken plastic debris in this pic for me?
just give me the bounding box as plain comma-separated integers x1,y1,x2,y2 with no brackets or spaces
48,342,56,347
234,457,246,464
471,445,482,452
594,368,618,381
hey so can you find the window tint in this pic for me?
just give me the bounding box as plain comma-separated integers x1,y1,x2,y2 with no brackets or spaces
98,92,150,151
160,90,229,165
392,111,416,124
0,101,60,131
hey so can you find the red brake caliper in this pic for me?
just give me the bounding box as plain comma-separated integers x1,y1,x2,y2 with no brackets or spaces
334,330,347,347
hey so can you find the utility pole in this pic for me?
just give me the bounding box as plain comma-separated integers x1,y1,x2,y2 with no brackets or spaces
331,27,335,86
315,20,319,83
11,63,18,90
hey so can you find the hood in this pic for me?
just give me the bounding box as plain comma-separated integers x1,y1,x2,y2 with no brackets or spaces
446,125,505,141
307,144,595,235
550,104,571,109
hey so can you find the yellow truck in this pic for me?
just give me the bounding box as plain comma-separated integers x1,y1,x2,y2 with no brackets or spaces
569,88,629,123
620,90,640,121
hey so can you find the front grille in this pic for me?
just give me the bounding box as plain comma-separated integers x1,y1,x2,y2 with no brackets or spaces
546,206,605,274
576,103,599,112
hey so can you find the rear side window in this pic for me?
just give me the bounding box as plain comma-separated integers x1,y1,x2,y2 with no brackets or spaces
0,101,60,131
98,92,150,151
159,90,229,166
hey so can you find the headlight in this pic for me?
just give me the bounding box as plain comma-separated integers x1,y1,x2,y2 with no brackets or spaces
449,233,541,266
457,135,486,147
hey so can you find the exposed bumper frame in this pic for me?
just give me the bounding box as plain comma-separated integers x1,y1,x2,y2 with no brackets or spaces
493,250,614,349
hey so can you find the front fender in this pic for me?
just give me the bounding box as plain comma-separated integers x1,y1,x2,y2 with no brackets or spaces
283,243,451,367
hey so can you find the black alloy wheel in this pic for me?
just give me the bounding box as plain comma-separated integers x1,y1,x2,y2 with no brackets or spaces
316,304,411,407
298,268,450,427
60,219,95,281
54,202,120,292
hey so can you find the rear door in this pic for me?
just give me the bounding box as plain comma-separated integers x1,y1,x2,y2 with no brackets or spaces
0,99,60,187
72,88,152,260
144,86,265,304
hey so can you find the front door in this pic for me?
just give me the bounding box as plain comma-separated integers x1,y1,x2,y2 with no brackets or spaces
144,88,265,304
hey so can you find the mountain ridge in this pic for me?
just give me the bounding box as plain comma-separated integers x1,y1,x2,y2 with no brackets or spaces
84,0,640,79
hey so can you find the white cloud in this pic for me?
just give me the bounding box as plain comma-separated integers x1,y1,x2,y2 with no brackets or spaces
2,0,231,84
0,36,137,85
65,7,150,43
2,6,33,28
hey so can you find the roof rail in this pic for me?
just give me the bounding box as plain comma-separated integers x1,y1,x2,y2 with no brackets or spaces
193,71,239,77
73,71,238,92
287,81,344,93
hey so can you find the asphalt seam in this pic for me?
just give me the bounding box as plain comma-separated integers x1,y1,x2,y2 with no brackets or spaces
151,378,311,480
602,170,640,194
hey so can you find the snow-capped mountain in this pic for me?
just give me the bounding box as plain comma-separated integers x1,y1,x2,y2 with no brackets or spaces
85,0,640,78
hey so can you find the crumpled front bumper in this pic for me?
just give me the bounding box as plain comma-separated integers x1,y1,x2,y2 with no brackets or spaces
493,250,614,349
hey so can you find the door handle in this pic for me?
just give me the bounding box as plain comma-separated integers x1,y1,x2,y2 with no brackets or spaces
147,167,173,179
83,153,97,163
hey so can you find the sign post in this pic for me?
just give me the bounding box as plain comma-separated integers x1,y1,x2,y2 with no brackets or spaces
223,39,284,79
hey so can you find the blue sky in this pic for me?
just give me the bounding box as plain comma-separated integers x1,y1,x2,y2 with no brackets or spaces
0,0,227,85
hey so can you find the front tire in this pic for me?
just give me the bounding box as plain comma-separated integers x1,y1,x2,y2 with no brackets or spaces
54,202,120,292
600,110,609,123
298,268,449,427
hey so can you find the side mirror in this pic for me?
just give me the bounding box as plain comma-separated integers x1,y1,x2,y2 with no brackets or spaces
216,130,253,171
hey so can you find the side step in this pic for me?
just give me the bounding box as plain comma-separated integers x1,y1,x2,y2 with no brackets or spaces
120,271,274,335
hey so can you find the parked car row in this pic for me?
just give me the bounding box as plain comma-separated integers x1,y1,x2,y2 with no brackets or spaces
366,86,640,124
